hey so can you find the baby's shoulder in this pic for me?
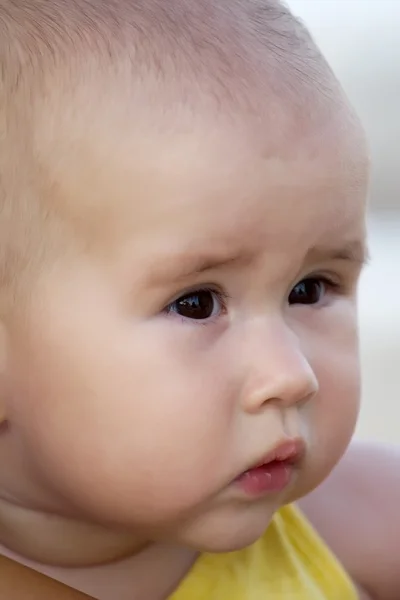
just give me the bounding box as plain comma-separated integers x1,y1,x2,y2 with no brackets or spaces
299,440,400,600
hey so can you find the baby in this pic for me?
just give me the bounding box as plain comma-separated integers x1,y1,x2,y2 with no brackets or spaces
0,1,398,599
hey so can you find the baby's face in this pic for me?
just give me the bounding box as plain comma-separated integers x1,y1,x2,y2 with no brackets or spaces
4,94,368,553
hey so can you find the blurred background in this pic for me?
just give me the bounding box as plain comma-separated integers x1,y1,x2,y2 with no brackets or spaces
287,1,399,443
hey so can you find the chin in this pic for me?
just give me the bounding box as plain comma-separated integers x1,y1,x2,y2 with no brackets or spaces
177,500,277,554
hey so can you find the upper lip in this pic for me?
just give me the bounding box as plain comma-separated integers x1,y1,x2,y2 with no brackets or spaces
250,438,305,470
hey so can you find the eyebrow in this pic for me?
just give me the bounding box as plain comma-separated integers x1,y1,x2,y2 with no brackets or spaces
306,239,370,266
145,248,252,285
175,240,370,274
166,252,250,281
147,239,369,286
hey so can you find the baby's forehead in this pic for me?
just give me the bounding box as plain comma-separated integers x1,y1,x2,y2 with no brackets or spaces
0,0,366,230
51,104,366,269
3,0,363,217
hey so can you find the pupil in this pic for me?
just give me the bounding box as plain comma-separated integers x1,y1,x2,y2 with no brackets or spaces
176,291,214,319
289,279,322,305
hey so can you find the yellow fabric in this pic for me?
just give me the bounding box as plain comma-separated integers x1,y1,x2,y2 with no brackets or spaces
170,504,357,599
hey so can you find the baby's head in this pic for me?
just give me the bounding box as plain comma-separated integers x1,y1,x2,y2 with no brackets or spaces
0,0,368,565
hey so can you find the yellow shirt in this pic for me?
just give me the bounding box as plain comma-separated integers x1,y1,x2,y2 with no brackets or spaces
170,504,357,599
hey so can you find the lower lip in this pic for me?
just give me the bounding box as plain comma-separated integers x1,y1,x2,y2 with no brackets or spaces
234,461,292,496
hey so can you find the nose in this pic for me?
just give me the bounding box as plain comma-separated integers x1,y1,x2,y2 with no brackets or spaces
240,319,318,413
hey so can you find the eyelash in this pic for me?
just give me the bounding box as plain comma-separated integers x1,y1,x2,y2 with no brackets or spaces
289,274,344,301
310,274,341,291
313,274,342,294
164,274,344,324
164,286,230,323
206,287,230,308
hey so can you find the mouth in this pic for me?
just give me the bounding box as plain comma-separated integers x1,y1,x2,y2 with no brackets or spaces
234,438,305,497
252,438,305,469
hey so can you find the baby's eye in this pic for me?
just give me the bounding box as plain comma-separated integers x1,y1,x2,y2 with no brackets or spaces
288,277,327,306
166,289,225,321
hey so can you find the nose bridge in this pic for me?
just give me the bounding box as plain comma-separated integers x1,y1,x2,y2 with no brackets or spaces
241,317,318,412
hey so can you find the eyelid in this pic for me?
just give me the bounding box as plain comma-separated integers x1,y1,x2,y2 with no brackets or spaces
300,268,354,290
164,284,230,310
163,286,231,326
314,274,341,289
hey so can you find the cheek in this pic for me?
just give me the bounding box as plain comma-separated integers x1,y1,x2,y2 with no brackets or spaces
315,354,360,455
7,316,238,524
303,306,360,488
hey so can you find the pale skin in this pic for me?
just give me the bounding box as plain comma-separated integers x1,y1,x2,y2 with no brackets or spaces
0,77,398,600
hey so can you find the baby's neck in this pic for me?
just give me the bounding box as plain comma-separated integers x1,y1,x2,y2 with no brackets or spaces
0,541,197,599
0,498,197,599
